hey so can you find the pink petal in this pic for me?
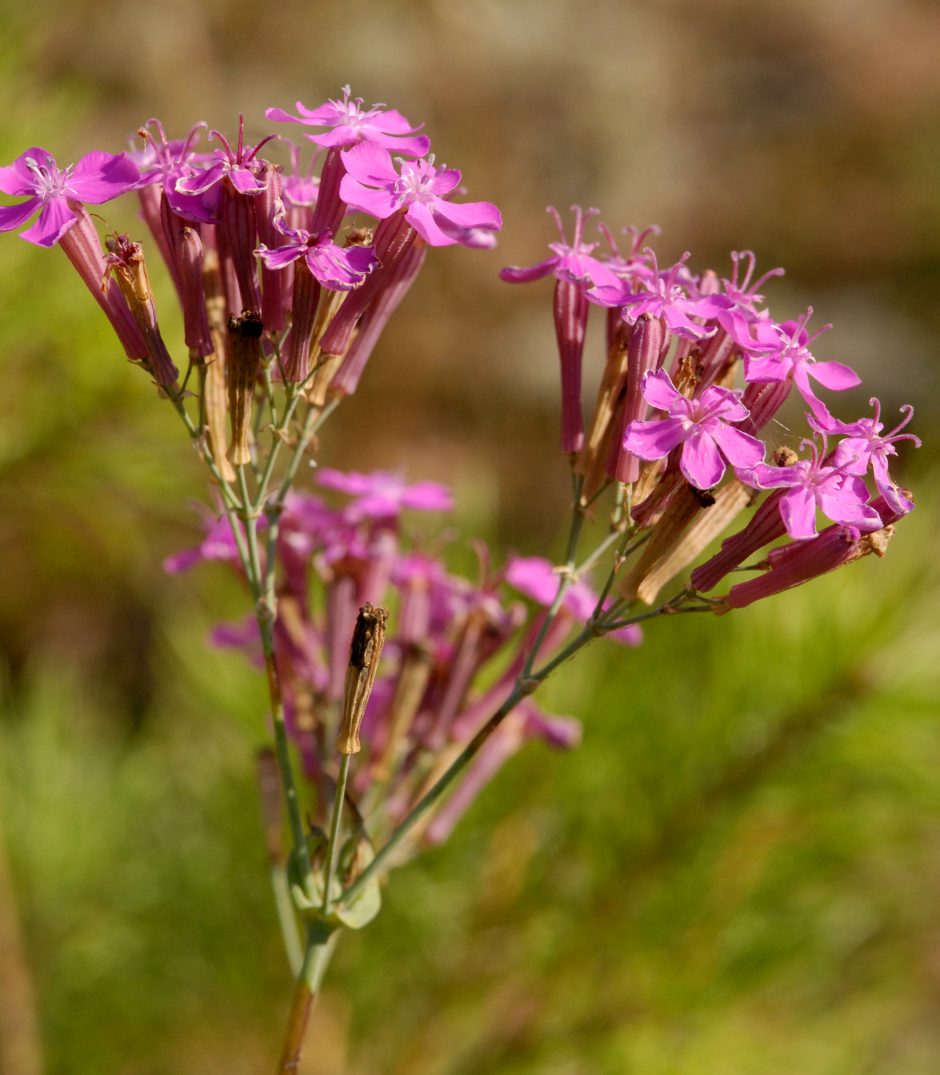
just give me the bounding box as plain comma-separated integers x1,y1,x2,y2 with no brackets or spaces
405,201,455,246
366,132,430,156
264,106,311,125
340,141,399,185
872,455,914,515
0,147,51,196
428,167,462,196
20,197,76,247
370,108,421,135
68,151,140,203
642,369,683,413
699,384,749,422
818,492,882,531
176,162,226,195
257,244,302,270
680,431,726,489
228,167,265,194
0,196,40,232
505,556,558,605
431,198,502,232
338,174,399,219
309,127,359,148
779,487,818,539
708,422,765,468
622,416,687,460
807,359,861,391
499,258,558,283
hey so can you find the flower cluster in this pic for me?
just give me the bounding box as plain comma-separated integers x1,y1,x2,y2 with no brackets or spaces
167,468,640,849
0,87,501,412
502,212,919,608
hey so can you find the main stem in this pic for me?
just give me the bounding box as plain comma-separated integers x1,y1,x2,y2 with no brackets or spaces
275,926,338,1075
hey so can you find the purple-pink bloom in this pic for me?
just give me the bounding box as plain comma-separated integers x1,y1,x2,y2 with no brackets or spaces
618,251,719,340
622,369,765,490
266,86,430,157
0,147,140,247
256,212,378,290
827,398,920,516
316,469,453,519
163,515,244,573
742,308,859,425
748,434,883,539
132,119,220,224
499,206,623,295
174,115,275,198
338,142,501,248
504,556,641,646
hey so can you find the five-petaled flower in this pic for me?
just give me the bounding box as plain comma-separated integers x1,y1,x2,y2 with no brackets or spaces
622,369,765,490
0,147,140,247
748,435,884,540
266,86,430,156
339,143,502,248
256,212,379,290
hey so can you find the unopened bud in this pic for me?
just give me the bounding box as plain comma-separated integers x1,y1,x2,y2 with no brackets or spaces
336,604,389,755
105,233,178,386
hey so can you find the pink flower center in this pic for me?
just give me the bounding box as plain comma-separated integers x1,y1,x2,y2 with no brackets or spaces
25,156,71,199
396,161,437,203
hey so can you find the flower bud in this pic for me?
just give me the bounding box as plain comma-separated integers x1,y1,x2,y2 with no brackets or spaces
104,233,179,387
336,604,389,755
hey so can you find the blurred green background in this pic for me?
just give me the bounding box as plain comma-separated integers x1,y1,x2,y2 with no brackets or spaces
1,1,938,1072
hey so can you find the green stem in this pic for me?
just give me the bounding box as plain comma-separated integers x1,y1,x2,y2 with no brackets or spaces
341,587,700,907
271,864,303,976
321,753,352,914
520,472,585,679
340,680,527,907
167,390,241,512
236,463,313,891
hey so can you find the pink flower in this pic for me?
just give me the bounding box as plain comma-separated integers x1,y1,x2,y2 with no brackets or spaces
499,206,623,293
266,86,430,157
504,556,641,646
618,251,719,340
748,435,883,539
174,115,275,198
256,212,378,290
0,147,140,247
622,369,765,490
338,142,502,248
742,308,860,425
827,399,920,516
163,516,245,573
315,469,453,519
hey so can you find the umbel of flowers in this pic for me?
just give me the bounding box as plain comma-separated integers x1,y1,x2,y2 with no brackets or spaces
501,211,919,609
0,91,919,1072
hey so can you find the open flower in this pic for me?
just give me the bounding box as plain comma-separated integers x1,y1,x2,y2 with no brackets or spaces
267,86,430,156
256,212,378,290
339,142,502,248
742,308,860,424
826,399,920,516
622,369,765,490
316,469,454,520
748,435,883,539
499,205,622,293
0,147,140,247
